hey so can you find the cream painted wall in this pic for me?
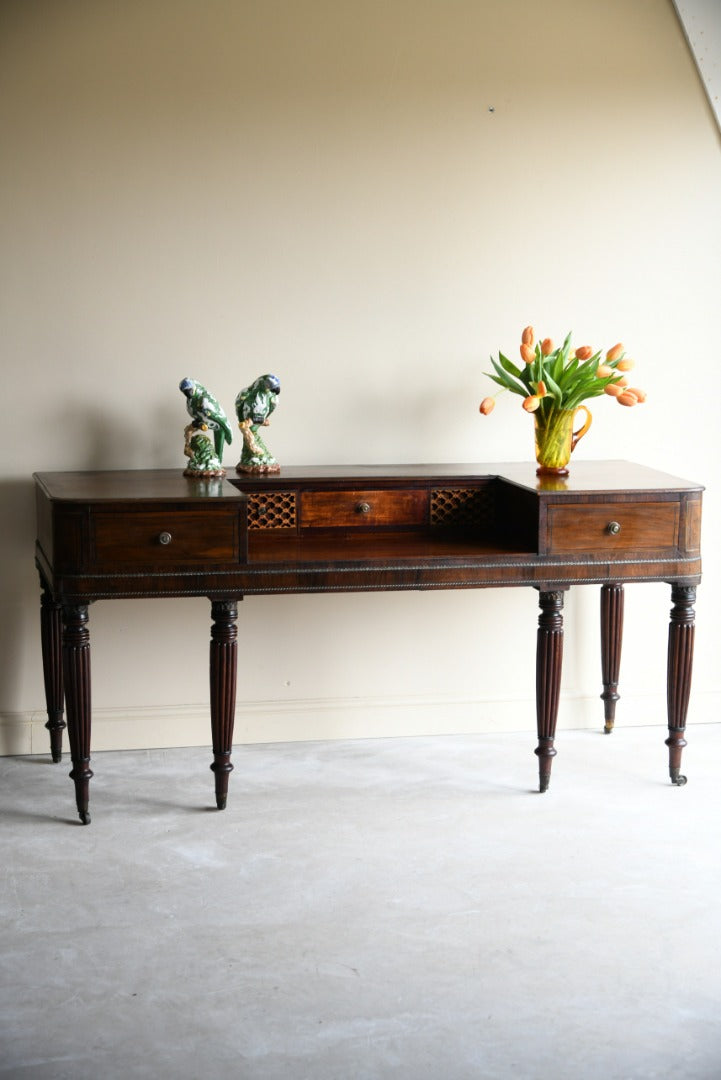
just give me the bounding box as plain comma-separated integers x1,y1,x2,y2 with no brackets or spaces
1,0,719,755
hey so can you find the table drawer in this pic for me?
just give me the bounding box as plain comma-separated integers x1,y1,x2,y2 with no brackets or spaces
546,501,680,554
300,489,428,529
90,508,242,567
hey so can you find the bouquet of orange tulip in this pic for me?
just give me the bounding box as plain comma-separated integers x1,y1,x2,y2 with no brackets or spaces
480,326,645,474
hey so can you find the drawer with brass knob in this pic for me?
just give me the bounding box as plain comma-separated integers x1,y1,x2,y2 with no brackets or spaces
89,508,243,567
544,501,680,555
300,489,429,529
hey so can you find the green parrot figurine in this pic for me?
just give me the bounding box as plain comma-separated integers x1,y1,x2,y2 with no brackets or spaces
179,377,232,476
235,374,281,473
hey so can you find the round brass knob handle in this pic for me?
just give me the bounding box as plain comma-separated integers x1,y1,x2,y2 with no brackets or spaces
158,531,173,545
606,521,621,536
356,502,372,514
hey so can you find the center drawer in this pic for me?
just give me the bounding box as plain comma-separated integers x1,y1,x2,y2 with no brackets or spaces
300,489,428,529
90,507,242,567
545,500,680,554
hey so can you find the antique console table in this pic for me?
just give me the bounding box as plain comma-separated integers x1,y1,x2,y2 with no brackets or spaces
34,461,703,824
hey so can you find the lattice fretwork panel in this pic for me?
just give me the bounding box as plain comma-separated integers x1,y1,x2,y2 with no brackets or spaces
430,487,495,530
247,491,297,530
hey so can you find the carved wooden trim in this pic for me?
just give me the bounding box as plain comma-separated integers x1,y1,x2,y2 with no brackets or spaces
247,492,296,530
430,487,494,529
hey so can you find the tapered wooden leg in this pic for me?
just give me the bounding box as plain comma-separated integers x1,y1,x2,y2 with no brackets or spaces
600,583,624,733
665,583,696,787
40,583,65,762
209,599,239,810
535,590,565,792
62,604,93,824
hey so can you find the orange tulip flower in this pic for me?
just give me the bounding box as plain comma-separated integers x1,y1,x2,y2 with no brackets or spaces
482,329,640,423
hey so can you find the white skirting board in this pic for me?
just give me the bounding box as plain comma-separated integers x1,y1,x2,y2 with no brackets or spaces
1,690,718,757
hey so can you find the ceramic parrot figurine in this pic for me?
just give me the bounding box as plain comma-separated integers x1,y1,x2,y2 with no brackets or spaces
179,377,233,460
235,374,281,473
179,377,232,477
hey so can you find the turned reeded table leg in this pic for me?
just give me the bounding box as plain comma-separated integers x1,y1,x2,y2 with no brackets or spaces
666,583,696,787
62,604,93,825
40,583,65,762
535,589,565,792
600,583,624,734
209,599,239,810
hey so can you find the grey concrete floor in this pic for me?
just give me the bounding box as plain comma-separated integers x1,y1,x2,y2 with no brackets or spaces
2,724,721,1080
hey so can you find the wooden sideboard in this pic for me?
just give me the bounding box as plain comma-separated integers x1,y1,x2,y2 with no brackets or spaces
34,461,703,824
